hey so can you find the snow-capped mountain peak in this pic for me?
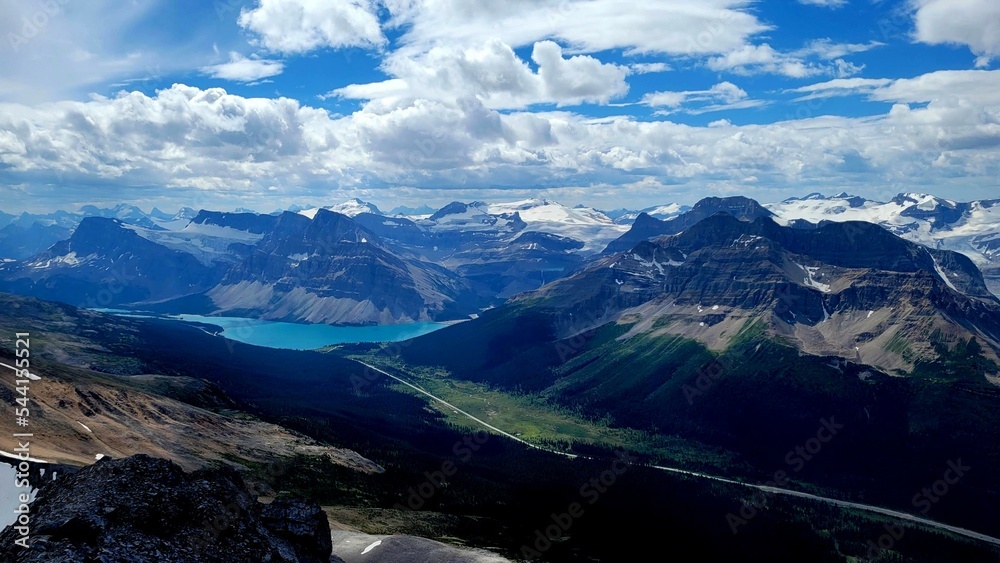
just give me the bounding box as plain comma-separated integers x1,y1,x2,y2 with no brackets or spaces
606,203,692,225
173,207,199,221
890,192,958,210
298,199,383,219
487,199,613,226
481,199,626,253
782,192,829,202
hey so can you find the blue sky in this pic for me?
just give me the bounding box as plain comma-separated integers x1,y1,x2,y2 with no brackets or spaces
1,0,999,213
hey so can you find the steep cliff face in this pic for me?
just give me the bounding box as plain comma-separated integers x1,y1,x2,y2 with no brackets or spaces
209,210,477,324
0,454,334,562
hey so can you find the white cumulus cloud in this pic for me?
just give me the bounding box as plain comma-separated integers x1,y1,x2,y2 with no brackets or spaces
911,0,1000,67
238,0,386,54
379,0,768,57
332,39,629,109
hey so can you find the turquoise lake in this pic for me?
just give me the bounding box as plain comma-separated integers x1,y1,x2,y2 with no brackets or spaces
94,310,449,350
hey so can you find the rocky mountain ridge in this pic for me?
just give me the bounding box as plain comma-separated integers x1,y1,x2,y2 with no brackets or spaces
530,212,1000,372
209,209,477,324
603,196,774,255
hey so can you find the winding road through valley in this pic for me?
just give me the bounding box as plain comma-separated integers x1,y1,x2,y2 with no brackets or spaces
357,361,1000,550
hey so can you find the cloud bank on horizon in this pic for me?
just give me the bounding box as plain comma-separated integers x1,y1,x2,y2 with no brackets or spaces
0,0,998,212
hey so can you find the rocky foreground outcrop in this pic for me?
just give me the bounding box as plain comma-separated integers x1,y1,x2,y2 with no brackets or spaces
0,454,336,562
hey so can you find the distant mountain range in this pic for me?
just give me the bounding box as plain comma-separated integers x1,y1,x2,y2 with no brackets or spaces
0,198,626,323
0,217,228,308
0,205,198,260
765,192,1000,295
1,192,999,325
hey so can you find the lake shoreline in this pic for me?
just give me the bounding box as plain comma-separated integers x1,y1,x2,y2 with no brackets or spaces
90,309,450,350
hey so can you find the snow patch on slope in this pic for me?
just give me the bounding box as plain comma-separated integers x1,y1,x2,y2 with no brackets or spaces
122,222,265,266
931,257,960,292
796,262,831,293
